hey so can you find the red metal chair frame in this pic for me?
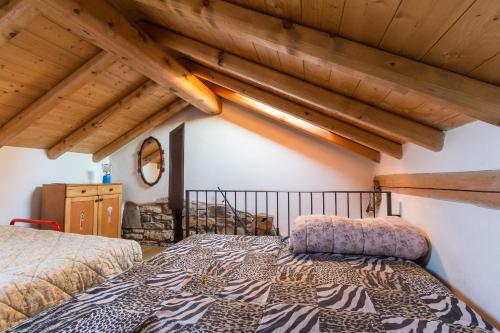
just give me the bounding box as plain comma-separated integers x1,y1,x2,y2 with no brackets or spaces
9,218,61,232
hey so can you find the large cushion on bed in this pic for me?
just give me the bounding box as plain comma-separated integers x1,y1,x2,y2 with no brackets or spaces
290,215,428,259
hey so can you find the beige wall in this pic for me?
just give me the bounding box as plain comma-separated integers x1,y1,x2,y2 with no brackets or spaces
376,121,500,326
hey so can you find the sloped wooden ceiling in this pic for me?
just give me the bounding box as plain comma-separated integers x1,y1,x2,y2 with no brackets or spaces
0,0,499,162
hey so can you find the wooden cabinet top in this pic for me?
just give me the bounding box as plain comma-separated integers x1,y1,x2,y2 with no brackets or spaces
44,183,122,186
43,183,122,197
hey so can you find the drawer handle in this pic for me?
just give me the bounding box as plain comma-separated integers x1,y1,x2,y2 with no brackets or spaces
109,188,113,192
81,189,87,194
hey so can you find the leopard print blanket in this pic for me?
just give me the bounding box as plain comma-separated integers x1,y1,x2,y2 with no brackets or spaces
8,234,497,333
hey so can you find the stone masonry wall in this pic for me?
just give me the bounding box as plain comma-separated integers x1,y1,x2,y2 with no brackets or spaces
184,201,275,236
122,198,275,246
122,199,175,246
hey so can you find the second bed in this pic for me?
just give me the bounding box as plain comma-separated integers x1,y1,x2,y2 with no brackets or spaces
8,233,497,332
0,225,142,331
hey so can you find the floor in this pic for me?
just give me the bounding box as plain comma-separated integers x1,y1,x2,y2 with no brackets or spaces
141,245,165,260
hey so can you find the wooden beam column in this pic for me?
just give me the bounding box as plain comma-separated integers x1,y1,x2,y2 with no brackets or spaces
188,61,401,159
48,80,164,159
138,0,500,126
33,0,220,115
144,25,443,152
93,99,189,162
0,51,115,148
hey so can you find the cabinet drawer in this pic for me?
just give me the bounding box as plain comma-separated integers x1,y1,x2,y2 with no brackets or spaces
98,184,122,195
66,185,97,198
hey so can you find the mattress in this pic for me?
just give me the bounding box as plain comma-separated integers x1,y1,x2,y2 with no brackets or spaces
0,226,142,331
8,234,497,332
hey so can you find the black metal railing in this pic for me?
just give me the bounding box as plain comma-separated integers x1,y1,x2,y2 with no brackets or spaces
180,189,398,240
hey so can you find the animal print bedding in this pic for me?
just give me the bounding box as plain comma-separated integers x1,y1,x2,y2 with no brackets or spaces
0,226,142,331
7,234,497,333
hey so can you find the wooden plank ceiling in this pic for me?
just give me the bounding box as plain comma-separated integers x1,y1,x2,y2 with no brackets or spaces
0,0,499,162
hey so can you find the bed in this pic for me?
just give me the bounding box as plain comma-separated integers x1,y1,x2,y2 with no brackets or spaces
7,233,497,333
0,225,142,331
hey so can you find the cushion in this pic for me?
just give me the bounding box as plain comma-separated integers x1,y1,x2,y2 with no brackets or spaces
290,215,428,260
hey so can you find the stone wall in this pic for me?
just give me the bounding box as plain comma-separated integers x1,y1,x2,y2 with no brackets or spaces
122,199,175,246
185,201,275,236
122,198,275,245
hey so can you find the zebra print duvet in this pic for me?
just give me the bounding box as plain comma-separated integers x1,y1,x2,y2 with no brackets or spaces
7,234,497,333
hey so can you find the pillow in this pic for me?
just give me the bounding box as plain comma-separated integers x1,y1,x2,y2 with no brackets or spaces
290,215,428,260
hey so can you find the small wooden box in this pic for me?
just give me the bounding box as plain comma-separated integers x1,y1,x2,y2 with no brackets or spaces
255,214,274,235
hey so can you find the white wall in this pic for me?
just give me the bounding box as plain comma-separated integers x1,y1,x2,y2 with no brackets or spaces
376,121,500,326
0,146,106,225
110,101,376,213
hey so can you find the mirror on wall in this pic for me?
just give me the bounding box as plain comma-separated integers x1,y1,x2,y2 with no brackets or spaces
138,136,165,186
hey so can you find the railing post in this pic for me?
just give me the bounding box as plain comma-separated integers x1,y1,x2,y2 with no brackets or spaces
183,190,190,240
276,192,280,237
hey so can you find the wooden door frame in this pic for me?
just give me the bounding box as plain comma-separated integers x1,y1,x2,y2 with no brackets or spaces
169,123,185,242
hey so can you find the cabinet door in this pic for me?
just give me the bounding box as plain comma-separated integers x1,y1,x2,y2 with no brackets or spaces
65,196,98,235
97,194,121,238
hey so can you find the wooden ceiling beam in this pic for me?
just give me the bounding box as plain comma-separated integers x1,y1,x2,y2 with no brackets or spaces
0,0,39,47
375,170,500,210
187,61,400,159
138,0,500,126
32,0,221,115
93,98,189,162
48,80,164,159
0,51,115,148
209,83,381,163
144,25,443,152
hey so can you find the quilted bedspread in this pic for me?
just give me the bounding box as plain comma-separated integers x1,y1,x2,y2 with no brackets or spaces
8,234,498,333
0,226,142,331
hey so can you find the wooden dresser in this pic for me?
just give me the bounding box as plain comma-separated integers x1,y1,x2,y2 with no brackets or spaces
41,184,122,238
